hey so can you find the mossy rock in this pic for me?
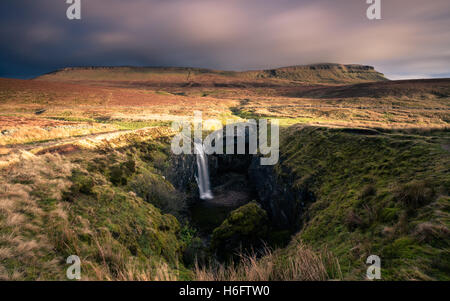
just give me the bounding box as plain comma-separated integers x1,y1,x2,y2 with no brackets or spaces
211,202,269,260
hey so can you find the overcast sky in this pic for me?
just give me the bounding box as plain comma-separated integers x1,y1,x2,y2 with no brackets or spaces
1,0,449,79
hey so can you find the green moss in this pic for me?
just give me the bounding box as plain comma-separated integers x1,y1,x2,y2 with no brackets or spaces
211,202,269,260
71,170,95,194
381,207,401,223
109,164,126,185
273,126,450,280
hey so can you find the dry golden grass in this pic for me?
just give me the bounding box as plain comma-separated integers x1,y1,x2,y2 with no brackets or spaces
82,260,178,281
0,149,184,280
115,261,179,281
54,229,181,281
234,95,450,129
0,153,74,280
0,115,118,146
194,244,342,281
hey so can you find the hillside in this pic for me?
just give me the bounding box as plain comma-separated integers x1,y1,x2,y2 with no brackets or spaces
35,63,387,85
274,127,449,280
0,133,191,280
246,64,387,84
294,78,450,99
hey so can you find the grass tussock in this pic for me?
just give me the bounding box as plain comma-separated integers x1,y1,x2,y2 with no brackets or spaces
0,153,74,280
114,261,179,281
414,222,449,244
194,244,342,281
395,180,435,209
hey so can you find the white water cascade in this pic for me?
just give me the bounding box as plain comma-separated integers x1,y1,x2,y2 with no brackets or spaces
194,140,213,200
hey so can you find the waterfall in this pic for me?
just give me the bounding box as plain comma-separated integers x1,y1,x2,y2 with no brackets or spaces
194,140,213,200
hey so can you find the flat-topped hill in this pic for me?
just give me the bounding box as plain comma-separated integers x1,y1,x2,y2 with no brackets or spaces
35,63,387,84
246,63,387,83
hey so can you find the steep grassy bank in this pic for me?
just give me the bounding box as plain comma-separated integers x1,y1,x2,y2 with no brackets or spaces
200,126,449,280
271,126,449,280
0,136,191,280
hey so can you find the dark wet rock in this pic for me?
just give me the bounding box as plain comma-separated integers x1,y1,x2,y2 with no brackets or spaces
248,156,315,231
211,202,269,260
165,153,198,201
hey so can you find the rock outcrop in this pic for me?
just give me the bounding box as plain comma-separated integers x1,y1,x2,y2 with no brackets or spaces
248,156,315,231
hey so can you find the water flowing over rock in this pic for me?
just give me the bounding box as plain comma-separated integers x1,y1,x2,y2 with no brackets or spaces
194,140,213,200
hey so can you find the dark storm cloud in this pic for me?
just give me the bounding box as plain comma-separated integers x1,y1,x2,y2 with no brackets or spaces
1,0,449,79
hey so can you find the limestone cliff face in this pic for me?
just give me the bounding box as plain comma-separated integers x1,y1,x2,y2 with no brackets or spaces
253,63,387,84
248,156,315,231
166,152,198,202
